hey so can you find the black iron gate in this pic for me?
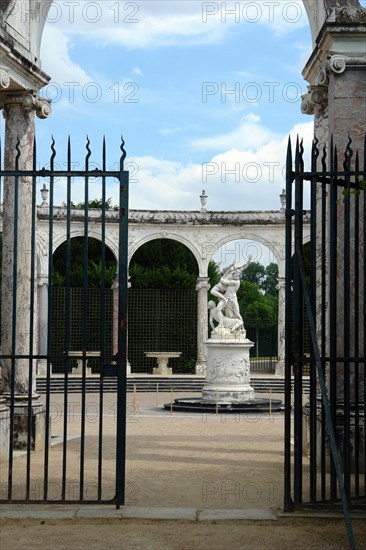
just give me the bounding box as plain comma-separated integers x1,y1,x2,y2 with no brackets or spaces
0,137,129,505
284,135,365,539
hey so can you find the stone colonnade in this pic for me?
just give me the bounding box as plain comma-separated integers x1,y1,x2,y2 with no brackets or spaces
33,211,292,377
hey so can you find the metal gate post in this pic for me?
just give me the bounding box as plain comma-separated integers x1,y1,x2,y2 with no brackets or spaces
115,141,129,507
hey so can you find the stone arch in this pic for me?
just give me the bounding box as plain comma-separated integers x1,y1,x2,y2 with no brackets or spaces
52,229,118,265
208,232,283,267
129,232,203,275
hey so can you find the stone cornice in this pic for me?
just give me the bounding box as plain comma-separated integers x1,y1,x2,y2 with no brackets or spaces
35,207,309,226
0,41,51,92
302,17,366,84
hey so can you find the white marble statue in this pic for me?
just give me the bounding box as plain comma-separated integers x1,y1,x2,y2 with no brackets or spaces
209,259,251,337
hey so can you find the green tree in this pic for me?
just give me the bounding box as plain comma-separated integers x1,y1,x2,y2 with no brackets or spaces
129,239,198,289
241,261,265,287
63,198,118,210
262,262,279,297
52,237,117,288
245,296,277,357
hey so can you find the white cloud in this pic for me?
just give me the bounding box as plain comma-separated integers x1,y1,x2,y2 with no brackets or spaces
159,128,181,136
43,0,309,50
41,26,91,85
52,120,314,212
123,120,314,211
190,113,280,152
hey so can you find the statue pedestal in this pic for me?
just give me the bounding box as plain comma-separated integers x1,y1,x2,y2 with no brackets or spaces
202,334,255,403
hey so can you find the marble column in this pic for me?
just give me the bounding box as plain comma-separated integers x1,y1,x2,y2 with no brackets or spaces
0,91,51,451
195,277,209,375
1,92,50,394
37,276,48,376
275,277,285,376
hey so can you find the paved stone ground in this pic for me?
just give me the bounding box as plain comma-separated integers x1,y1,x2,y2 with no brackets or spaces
1,391,365,549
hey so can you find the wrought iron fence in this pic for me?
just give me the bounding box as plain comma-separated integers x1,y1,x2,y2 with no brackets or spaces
0,136,129,505
284,135,365,531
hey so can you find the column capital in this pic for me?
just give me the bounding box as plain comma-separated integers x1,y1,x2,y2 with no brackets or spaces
301,84,328,116
37,275,49,287
196,276,210,291
0,90,52,119
327,53,366,76
276,277,285,290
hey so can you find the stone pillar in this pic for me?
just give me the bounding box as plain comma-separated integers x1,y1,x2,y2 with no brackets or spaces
37,276,48,376
0,91,51,450
1,92,50,394
195,277,209,375
302,11,366,399
300,7,366,470
275,277,286,376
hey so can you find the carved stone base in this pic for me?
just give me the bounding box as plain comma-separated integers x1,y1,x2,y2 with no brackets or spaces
303,401,365,474
275,361,285,376
3,394,48,452
0,399,10,463
195,362,207,376
36,359,48,377
202,337,255,403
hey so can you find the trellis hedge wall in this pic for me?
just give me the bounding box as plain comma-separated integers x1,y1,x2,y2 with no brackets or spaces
51,287,197,374
51,287,114,372
128,288,197,373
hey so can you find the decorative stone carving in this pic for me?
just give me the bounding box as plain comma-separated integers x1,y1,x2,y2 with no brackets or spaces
0,91,52,119
301,84,328,116
202,339,255,403
334,6,366,24
209,354,250,383
0,67,10,89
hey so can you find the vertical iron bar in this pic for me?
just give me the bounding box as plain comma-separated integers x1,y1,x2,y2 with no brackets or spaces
343,141,352,501
79,138,91,501
115,140,128,507
363,135,366,507
353,152,359,497
284,137,294,512
309,139,318,502
329,141,338,502
321,146,327,501
98,137,107,501
62,137,72,501
7,143,21,501
44,138,56,500
26,137,37,500
293,137,303,505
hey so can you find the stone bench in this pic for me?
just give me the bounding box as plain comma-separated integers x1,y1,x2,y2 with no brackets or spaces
68,351,100,376
145,352,182,376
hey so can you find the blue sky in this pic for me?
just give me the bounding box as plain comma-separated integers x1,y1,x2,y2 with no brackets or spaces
32,1,321,210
